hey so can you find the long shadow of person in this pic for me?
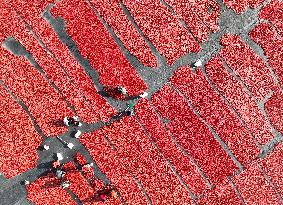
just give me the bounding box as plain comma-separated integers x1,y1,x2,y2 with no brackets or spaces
98,86,127,100
81,186,116,203
51,119,65,127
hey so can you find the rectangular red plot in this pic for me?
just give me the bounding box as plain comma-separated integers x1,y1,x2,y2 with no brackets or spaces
123,0,201,65
151,85,237,185
27,173,76,205
232,162,281,205
170,66,259,164
223,0,263,14
102,117,193,205
205,56,274,145
10,19,99,124
7,0,52,17
8,0,116,122
250,23,283,88
192,0,221,32
0,3,21,42
135,99,208,196
29,50,99,124
63,162,95,202
163,0,211,42
165,0,220,33
265,89,283,134
9,0,157,68
247,0,264,9
79,131,149,205
87,0,157,68
220,34,276,101
198,179,242,205
51,0,147,96
223,0,247,14
0,85,42,179
0,46,73,136
259,0,283,36
0,6,85,135
260,143,283,196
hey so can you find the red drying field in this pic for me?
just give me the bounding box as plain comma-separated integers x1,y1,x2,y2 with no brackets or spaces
80,131,150,205
223,0,264,13
27,160,123,205
258,0,283,36
0,4,74,136
198,179,242,205
264,90,283,135
135,99,209,197
101,116,194,204
170,66,260,164
123,0,201,66
0,85,42,178
0,46,73,136
62,162,95,202
51,0,147,96
9,0,116,122
260,143,283,196
250,23,283,89
219,34,276,102
249,19,283,136
26,173,76,205
232,162,281,205
1,0,283,204
88,0,157,68
164,0,220,41
205,56,274,145
74,153,88,167
151,84,238,185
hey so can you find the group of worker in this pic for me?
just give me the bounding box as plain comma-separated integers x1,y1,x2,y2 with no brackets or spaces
112,86,148,116
50,86,144,202
63,86,148,128
63,115,82,139
23,86,148,202
20,58,206,201
51,159,116,202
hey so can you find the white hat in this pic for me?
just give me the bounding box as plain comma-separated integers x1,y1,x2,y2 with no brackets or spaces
43,145,50,150
74,130,82,138
56,153,63,161
24,180,30,185
61,181,70,188
194,59,202,67
63,117,70,126
73,116,80,121
67,143,74,149
139,92,148,98
121,87,127,95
